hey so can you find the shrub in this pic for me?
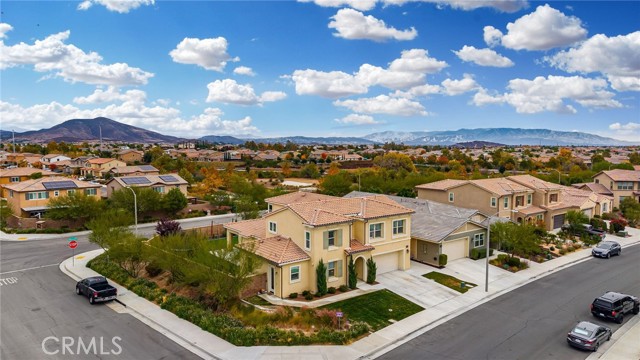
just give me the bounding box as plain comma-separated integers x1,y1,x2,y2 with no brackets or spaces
316,260,327,296
328,287,336,294
347,256,357,290
289,293,298,299
366,257,377,284
338,285,349,292
155,218,182,237
497,254,509,263
507,257,521,267
304,293,314,301
610,218,627,232
550,246,555,251
302,290,310,297
470,248,480,260
438,254,448,267
559,249,566,255
145,261,163,277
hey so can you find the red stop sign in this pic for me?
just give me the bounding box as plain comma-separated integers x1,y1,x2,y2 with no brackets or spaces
69,240,78,249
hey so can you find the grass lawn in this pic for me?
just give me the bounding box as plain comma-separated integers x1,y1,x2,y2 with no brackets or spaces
244,295,272,306
321,289,423,331
423,272,476,294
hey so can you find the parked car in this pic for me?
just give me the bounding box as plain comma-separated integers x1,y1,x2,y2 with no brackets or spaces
76,276,118,304
563,223,606,240
592,241,621,258
591,291,639,324
567,321,611,351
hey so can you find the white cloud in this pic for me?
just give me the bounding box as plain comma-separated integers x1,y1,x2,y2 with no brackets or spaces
473,75,622,114
609,122,640,131
441,74,480,95
454,45,514,67
335,114,380,125
206,79,286,106
500,4,587,51
169,37,238,71
334,95,427,116
392,83,441,98
483,26,503,47
381,0,528,13
289,69,367,98
608,122,640,142
233,66,256,76
159,108,259,136
0,23,13,39
0,30,153,86
73,86,146,104
328,8,417,42
77,0,154,13
297,0,378,11
547,31,640,92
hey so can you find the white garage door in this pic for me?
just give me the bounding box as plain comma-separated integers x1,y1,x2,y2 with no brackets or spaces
582,209,592,218
374,251,400,274
443,238,467,261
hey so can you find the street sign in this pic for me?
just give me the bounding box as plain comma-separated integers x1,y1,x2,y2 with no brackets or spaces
69,240,78,249
336,311,343,318
68,236,77,243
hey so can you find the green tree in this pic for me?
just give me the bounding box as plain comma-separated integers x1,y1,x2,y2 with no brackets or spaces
163,188,188,214
629,152,640,165
373,153,416,172
178,168,195,184
46,193,104,221
565,210,589,235
110,187,162,216
316,259,327,296
348,256,357,289
619,198,640,226
490,222,540,259
87,209,134,251
0,199,14,228
319,171,353,196
300,163,320,179
366,257,377,284
29,172,43,180
234,195,260,220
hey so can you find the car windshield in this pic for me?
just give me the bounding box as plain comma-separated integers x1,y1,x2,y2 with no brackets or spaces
573,327,593,337
597,243,612,249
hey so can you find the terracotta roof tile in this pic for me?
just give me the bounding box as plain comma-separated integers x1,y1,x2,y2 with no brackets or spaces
241,236,310,266
599,169,640,182
345,239,375,255
224,218,266,239
415,179,468,191
0,168,57,178
266,191,335,205
508,175,562,192
2,176,101,192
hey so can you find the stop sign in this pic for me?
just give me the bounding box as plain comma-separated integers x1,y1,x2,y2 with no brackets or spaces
69,240,78,249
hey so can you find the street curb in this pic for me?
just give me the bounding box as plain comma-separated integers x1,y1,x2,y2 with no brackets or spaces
359,240,640,359
585,316,640,360
59,251,224,360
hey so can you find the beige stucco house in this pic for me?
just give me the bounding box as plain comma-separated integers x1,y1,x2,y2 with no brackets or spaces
105,174,188,198
81,158,127,178
592,169,640,208
224,192,414,298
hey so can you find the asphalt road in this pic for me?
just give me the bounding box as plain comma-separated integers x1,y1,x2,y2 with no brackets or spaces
380,244,640,360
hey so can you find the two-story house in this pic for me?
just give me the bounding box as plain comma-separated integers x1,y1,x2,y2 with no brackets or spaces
224,192,414,298
81,158,127,178
3,176,102,218
105,174,188,198
0,168,57,198
109,165,160,177
592,169,640,208
116,149,144,164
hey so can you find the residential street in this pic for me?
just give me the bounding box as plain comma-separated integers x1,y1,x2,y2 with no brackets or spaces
379,244,640,360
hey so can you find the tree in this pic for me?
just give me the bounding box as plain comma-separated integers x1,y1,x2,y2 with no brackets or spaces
178,168,194,184
619,197,640,226
565,210,589,235
87,209,134,251
396,188,416,198
163,188,188,214
318,171,353,196
316,259,327,296
29,172,43,179
490,222,540,259
46,193,104,221
366,257,377,284
156,218,182,237
0,199,14,228
373,153,416,172
348,256,357,289
234,195,260,220
300,163,320,179
110,187,162,216
629,152,640,165
281,161,292,177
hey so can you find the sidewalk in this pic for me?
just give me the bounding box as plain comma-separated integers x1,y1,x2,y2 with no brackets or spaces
59,228,640,360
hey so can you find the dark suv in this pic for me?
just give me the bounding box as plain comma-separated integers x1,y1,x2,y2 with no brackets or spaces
591,292,639,324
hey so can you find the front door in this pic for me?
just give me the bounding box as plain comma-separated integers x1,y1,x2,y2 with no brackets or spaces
269,266,275,293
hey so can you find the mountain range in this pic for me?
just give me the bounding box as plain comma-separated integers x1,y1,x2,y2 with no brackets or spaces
1,117,636,146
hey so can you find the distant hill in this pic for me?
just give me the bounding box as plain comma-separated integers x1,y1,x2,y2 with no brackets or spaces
363,128,636,146
452,141,505,148
199,135,377,145
199,135,245,145
10,117,183,143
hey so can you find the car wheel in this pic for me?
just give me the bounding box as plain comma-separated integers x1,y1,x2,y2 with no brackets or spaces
75,287,81,295
89,296,94,305
606,253,610,259
607,333,611,341
618,249,621,256
616,315,623,324
593,343,599,352
633,307,639,315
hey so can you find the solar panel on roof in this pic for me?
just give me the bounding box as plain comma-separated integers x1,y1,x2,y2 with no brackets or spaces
42,181,78,190
139,165,156,171
159,175,178,182
122,177,151,185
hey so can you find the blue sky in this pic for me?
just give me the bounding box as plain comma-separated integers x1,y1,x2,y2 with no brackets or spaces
1,0,639,141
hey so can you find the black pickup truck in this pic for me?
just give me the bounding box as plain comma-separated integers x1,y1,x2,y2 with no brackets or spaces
76,276,118,304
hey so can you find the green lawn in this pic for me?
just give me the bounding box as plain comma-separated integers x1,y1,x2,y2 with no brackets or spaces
321,289,423,331
244,295,272,307
422,272,476,293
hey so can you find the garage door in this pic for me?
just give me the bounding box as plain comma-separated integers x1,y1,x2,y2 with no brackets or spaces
443,238,467,261
374,251,400,274
582,209,592,218
553,214,566,229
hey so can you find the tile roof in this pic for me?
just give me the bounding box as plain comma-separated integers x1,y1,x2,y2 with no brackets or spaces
110,165,159,175
414,179,468,191
224,218,266,239
0,168,57,178
514,205,546,215
561,187,598,208
597,169,640,182
107,174,188,188
572,182,613,196
240,236,310,266
344,239,375,255
2,176,101,192
471,178,533,196
88,158,119,164
508,175,562,192
266,191,335,205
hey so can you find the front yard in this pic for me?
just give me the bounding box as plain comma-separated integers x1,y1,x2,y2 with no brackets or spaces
423,272,477,294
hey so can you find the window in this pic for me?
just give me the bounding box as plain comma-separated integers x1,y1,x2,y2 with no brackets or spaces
153,186,165,193
327,261,336,278
603,203,608,213
490,197,497,207
619,196,628,203
304,231,311,251
269,221,277,233
323,229,342,248
26,191,48,200
54,190,59,197
527,194,532,205
392,219,405,235
595,179,600,184
85,188,97,196
448,192,454,202
515,196,524,207
536,214,544,221
610,181,613,189
503,197,509,209
473,233,485,248
67,189,75,195
9,190,14,198
10,177,19,183
290,266,300,282
268,204,273,212
369,223,383,239
550,193,558,203
617,182,633,190
327,230,336,246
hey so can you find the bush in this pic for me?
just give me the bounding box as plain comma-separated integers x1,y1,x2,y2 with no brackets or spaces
610,218,628,232
550,246,555,251
338,285,349,292
438,254,448,267
470,248,493,260
366,257,377,284
302,290,310,297
328,287,336,294
145,261,163,277
304,293,314,301
559,249,566,255
316,260,327,296
497,254,509,262
601,212,613,220
507,257,521,267
288,293,298,299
